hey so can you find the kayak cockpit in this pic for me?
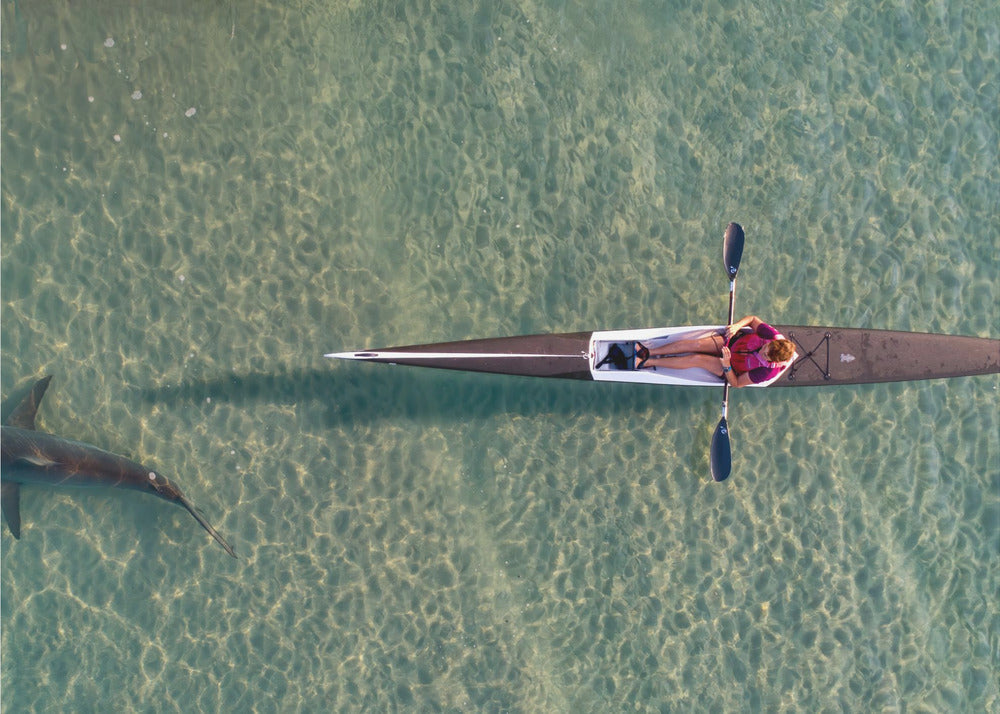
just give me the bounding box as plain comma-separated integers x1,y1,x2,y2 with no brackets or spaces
590,325,725,386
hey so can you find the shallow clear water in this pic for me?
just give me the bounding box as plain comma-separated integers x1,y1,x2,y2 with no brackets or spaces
2,0,997,711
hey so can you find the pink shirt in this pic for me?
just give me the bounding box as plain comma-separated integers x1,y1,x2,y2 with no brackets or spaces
727,323,791,384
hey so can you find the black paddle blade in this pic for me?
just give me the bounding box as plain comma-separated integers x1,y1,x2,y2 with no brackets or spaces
710,417,732,482
723,222,745,280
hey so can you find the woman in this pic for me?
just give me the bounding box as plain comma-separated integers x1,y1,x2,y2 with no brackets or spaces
635,315,796,387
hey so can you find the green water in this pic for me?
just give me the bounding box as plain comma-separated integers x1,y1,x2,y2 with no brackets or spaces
2,0,997,711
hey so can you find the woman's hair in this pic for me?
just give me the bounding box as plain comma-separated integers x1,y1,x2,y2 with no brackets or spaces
767,338,796,363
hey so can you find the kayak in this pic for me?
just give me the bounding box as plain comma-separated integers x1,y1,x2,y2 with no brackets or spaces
325,325,1000,387
326,221,998,482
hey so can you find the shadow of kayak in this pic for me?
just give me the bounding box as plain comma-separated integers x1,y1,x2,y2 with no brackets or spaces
127,365,731,429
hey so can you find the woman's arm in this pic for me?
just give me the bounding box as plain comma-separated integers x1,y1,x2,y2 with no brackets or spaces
725,315,762,338
721,367,755,388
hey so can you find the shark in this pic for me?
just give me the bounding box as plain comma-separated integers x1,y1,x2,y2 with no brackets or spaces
1,376,236,558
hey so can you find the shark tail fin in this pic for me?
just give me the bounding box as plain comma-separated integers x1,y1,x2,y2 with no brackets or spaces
6,375,53,430
2,483,22,539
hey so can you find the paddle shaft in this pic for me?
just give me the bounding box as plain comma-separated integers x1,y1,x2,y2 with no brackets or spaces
712,222,744,482
709,277,737,482
720,221,744,412
721,278,736,416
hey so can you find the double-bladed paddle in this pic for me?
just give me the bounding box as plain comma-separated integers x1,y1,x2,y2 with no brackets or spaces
710,222,744,482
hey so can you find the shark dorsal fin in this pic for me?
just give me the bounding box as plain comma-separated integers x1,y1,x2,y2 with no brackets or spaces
5,375,53,430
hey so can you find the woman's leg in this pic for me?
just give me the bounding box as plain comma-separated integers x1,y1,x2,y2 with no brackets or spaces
645,334,723,358
641,352,725,376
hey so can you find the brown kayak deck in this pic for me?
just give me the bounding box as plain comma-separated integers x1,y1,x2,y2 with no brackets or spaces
771,326,999,386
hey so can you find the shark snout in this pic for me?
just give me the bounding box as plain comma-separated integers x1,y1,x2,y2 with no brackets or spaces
178,495,237,559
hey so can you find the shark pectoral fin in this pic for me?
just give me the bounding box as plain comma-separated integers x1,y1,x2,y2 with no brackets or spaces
2,483,22,539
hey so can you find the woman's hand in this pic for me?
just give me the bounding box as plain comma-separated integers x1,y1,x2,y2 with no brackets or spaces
720,346,736,385
726,315,759,339
721,345,732,368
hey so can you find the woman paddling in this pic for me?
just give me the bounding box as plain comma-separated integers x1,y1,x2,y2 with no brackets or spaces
635,315,796,387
